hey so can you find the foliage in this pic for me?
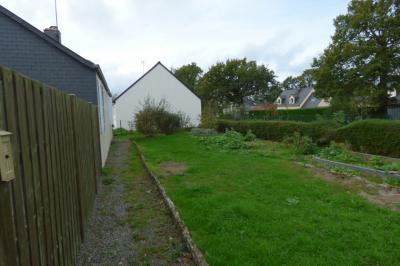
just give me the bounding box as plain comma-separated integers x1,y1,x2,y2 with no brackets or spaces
248,107,333,122
198,130,254,150
336,119,400,158
311,0,400,115
113,127,130,136
200,104,218,129
135,132,400,265
243,130,256,142
284,132,318,155
134,97,189,135
196,58,281,111
281,70,314,91
216,119,336,145
173,62,203,91
190,128,218,136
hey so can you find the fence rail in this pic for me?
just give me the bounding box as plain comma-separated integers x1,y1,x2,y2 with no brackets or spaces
0,65,101,266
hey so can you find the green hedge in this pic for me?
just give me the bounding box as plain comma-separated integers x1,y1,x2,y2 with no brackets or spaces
248,107,332,122
216,119,336,144
336,120,400,158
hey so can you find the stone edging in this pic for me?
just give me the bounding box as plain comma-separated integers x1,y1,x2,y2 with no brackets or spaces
132,140,209,266
313,156,400,180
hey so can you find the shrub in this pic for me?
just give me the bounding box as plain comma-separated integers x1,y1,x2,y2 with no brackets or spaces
248,107,332,122
135,97,189,135
336,119,400,158
200,105,218,129
284,132,317,155
216,119,336,145
198,130,253,150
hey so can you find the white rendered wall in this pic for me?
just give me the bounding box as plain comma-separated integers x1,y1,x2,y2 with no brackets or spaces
114,63,201,130
97,75,113,166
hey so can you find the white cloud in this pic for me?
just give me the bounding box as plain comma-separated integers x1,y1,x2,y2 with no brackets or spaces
0,0,349,92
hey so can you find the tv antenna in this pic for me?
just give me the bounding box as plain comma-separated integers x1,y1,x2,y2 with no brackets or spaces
141,60,145,73
54,0,59,27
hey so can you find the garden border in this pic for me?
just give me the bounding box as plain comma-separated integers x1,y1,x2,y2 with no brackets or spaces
132,140,209,266
313,156,400,180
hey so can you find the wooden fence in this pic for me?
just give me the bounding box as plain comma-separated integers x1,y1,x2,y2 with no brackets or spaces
0,65,101,266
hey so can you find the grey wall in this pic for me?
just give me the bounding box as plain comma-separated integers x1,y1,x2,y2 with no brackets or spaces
0,13,97,103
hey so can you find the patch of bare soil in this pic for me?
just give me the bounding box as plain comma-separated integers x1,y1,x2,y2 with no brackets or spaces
159,162,187,176
299,162,400,211
76,138,193,265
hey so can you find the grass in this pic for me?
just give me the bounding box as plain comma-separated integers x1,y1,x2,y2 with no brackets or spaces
134,132,400,265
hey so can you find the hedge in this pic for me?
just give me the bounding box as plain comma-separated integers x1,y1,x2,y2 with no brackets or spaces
216,119,336,144
248,107,332,122
336,119,400,158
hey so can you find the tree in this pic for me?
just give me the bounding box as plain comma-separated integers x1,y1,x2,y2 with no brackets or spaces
281,71,314,90
311,0,400,114
197,58,280,110
173,63,203,91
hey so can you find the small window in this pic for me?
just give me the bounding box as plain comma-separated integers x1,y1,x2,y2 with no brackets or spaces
277,97,282,105
289,96,295,104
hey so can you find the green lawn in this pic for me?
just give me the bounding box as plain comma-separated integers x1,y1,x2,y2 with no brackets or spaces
134,132,400,266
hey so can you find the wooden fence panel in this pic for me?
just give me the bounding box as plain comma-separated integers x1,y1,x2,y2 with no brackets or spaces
0,65,101,265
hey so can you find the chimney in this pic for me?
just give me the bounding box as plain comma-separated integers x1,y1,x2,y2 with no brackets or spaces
43,26,61,43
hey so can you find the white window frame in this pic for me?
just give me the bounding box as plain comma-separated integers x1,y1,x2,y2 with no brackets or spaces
277,97,282,105
289,96,295,104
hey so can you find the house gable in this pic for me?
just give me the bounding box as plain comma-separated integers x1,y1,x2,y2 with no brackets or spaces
0,5,111,102
113,62,202,129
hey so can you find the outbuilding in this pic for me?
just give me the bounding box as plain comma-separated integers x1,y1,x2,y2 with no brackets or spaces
113,62,201,129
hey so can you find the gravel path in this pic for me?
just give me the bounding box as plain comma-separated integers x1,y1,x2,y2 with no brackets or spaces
75,138,193,265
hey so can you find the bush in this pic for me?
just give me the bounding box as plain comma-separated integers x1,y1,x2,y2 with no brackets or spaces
199,130,253,150
248,107,332,122
200,105,218,129
135,97,189,135
336,119,400,158
216,119,336,145
284,132,318,155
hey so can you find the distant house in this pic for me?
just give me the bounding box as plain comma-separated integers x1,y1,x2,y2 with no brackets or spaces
0,5,112,166
113,62,201,129
275,87,329,109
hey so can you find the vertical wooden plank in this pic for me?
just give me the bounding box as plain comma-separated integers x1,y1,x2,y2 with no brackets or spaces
15,74,41,266
2,68,31,266
33,81,55,266
0,68,19,266
57,91,72,265
24,77,46,266
70,95,85,242
43,86,60,266
48,88,65,266
52,90,67,266
64,95,80,258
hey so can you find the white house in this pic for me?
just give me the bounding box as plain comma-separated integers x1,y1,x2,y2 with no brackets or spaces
113,62,202,129
275,87,330,109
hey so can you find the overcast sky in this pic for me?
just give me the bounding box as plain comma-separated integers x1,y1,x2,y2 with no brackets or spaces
0,0,349,94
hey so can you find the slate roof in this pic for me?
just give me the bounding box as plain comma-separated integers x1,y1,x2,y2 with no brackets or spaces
0,5,111,96
275,87,315,107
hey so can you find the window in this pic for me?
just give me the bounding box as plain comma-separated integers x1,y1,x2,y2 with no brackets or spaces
289,96,295,104
277,97,282,105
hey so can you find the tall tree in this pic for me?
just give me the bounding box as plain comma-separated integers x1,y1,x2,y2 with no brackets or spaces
311,0,400,114
281,71,314,90
173,63,203,91
197,58,280,110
